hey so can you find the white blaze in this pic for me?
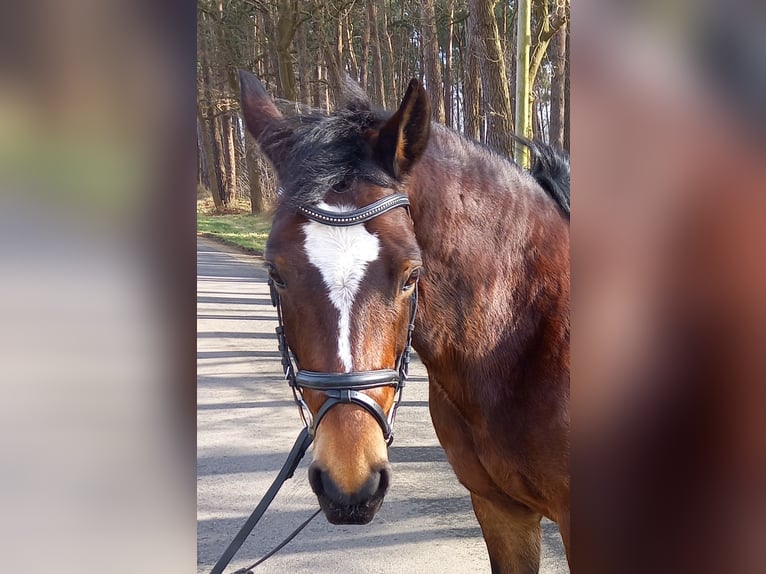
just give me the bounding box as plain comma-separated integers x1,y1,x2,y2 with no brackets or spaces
302,204,380,372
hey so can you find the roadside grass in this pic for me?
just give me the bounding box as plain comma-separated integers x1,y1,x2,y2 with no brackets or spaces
197,188,272,254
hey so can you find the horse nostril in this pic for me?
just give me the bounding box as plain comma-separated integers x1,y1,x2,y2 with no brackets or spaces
308,464,324,497
377,464,391,496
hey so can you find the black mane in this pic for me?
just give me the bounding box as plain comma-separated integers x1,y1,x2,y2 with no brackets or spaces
510,134,570,218
529,143,570,218
271,104,570,220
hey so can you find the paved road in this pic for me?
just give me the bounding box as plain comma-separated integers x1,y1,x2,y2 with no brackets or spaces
197,237,568,573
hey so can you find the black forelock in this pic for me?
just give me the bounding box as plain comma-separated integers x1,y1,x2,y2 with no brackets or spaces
273,107,398,211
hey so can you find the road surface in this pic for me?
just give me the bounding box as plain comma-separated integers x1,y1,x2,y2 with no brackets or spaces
197,237,568,573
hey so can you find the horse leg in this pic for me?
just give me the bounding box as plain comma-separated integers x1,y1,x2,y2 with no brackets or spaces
471,493,542,574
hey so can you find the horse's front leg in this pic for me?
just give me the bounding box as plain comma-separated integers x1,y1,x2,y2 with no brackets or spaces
470,492,542,574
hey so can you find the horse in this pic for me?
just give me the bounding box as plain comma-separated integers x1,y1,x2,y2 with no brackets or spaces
239,69,570,573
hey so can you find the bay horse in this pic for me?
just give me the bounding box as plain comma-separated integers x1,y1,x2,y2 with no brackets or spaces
239,70,570,573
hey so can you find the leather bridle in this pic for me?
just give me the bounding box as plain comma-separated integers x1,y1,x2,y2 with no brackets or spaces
210,193,417,574
269,192,418,446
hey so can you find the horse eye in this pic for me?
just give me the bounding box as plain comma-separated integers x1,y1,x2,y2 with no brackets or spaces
332,181,348,193
402,268,421,291
267,264,286,288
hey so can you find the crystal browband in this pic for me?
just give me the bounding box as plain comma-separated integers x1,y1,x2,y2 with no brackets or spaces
298,193,410,226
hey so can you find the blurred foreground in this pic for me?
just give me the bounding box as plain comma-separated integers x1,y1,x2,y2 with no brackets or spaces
0,1,763,572
0,1,196,571
573,1,766,572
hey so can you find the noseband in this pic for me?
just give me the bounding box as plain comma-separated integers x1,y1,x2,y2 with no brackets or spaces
269,192,418,446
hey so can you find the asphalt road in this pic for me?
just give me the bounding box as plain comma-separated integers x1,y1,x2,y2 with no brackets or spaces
197,237,568,573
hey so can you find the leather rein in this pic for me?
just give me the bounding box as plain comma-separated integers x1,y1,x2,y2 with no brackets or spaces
272,192,418,446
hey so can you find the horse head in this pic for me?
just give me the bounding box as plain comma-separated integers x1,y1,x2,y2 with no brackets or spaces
240,70,430,524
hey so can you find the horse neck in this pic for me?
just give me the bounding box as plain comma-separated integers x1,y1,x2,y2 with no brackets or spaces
406,126,570,376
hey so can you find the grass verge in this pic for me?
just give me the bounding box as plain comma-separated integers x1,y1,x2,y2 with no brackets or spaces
196,189,273,254
197,213,271,254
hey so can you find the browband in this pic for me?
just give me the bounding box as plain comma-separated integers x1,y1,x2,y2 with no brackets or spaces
298,193,410,226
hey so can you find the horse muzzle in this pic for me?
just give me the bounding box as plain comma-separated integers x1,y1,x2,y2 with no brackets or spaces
308,462,392,525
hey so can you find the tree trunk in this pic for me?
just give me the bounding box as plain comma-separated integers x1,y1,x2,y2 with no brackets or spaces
197,105,222,210
367,1,386,107
360,2,370,92
321,64,330,113
381,7,397,108
221,115,232,204
323,14,344,109
564,23,570,152
296,22,311,106
262,8,281,89
549,22,567,149
198,11,224,209
197,115,207,188
211,115,227,207
214,115,232,206
528,1,566,97
275,0,300,101
421,0,445,123
444,1,455,128
533,97,542,140
526,1,567,144
224,112,238,202
343,13,359,81
463,16,481,140
455,58,462,130
468,0,514,157
515,0,532,167
311,62,322,109
507,8,517,128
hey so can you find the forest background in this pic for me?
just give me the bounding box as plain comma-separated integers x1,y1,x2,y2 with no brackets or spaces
197,0,569,218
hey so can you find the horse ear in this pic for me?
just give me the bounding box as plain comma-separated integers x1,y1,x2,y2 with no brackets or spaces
239,69,284,143
374,79,431,179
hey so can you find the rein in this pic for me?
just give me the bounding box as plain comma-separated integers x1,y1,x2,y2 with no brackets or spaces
209,429,314,574
209,192,417,573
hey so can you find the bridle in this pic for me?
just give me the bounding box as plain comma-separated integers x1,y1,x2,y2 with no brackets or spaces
269,192,418,446
210,193,418,574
